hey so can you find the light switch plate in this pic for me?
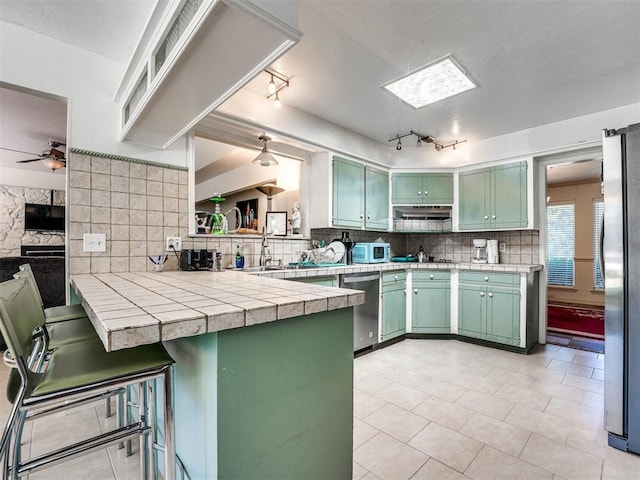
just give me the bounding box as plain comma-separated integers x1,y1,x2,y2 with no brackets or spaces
83,233,106,252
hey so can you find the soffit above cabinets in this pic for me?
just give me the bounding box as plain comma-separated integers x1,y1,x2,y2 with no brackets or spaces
117,0,302,150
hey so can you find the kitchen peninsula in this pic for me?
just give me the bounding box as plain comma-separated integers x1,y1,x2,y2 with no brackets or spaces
71,271,364,479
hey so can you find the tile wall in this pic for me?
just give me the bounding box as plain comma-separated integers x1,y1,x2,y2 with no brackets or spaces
67,152,311,274
312,228,540,265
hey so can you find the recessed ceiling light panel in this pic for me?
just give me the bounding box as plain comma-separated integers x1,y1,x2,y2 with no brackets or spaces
382,55,477,109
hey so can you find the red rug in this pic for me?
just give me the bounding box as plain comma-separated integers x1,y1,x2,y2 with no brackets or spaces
547,304,605,339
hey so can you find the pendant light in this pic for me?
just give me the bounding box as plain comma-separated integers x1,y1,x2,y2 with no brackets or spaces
252,135,279,167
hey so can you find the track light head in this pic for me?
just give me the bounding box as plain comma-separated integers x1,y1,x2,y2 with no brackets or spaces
396,139,402,150
416,138,422,147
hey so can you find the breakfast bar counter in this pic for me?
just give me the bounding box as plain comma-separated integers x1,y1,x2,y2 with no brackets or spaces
70,270,364,352
70,271,362,479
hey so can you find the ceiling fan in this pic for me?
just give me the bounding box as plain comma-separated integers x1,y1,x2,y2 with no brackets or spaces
2,141,67,171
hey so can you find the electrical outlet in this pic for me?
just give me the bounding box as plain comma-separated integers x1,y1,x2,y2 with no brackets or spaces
166,236,182,252
499,242,507,253
83,233,106,252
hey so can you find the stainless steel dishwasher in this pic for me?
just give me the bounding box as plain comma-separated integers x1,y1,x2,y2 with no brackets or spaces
340,272,379,352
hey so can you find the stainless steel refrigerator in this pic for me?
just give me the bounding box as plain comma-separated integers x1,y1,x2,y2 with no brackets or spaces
602,123,640,454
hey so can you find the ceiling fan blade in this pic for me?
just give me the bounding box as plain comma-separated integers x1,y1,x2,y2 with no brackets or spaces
1,146,41,156
16,157,44,163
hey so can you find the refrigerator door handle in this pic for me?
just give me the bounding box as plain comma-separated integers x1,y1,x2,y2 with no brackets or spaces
599,214,605,283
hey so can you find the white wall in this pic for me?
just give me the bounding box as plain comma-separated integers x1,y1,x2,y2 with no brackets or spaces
0,21,187,167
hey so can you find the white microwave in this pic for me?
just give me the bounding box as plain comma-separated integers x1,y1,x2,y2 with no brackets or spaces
352,243,390,263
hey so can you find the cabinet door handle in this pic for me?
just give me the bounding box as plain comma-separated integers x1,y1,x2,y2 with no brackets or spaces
492,214,496,219
429,275,434,280
424,190,428,195
360,214,364,219
414,289,418,294
480,291,485,297
488,292,493,298
367,214,371,220
403,289,407,295
484,276,489,281
418,191,422,195
484,215,489,220
394,275,398,281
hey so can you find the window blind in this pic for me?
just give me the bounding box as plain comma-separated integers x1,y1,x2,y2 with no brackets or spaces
547,203,575,286
593,199,604,289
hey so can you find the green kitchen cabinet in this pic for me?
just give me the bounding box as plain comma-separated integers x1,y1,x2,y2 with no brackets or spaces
412,270,451,333
392,173,453,204
381,271,406,341
332,156,365,228
458,161,527,230
293,276,338,287
332,156,389,230
458,272,521,346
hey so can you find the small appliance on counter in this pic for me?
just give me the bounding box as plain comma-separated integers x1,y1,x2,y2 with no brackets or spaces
340,231,356,265
417,245,425,263
487,239,499,264
472,239,488,263
180,249,213,271
352,242,390,263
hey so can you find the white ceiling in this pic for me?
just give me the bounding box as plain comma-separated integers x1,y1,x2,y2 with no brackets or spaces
1,0,639,177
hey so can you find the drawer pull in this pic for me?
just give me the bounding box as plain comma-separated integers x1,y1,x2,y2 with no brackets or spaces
424,190,428,195
429,274,434,280
492,214,496,219
484,276,489,281
488,292,493,298
418,191,422,195
480,292,485,297
414,289,418,294
484,215,489,220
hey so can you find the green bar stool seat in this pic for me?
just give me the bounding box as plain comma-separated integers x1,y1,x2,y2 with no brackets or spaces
0,276,176,480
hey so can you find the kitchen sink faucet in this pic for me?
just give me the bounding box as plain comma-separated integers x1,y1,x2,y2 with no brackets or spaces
259,227,272,266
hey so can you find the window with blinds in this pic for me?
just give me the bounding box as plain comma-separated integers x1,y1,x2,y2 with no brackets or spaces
593,199,604,289
547,203,575,286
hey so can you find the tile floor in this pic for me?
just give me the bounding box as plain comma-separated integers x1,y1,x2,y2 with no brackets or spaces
1,339,639,479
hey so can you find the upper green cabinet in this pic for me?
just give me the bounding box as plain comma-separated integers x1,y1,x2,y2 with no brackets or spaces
458,161,527,230
332,156,389,230
392,173,453,204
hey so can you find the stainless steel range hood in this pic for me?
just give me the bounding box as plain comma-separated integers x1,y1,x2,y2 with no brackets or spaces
393,205,452,220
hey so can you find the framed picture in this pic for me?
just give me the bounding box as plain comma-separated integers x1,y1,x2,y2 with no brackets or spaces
236,198,259,229
266,211,287,236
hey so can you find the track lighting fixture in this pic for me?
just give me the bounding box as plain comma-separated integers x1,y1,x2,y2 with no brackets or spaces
388,131,467,152
267,74,276,95
264,67,290,109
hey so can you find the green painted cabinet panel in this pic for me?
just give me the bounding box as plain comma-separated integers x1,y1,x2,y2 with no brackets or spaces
458,169,489,230
412,271,451,333
486,287,521,346
458,273,521,346
294,276,338,287
392,173,453,204
333,156,389,230
366,167,390,230
381,273,406,341
458,284,486,339
459,161,527,230
333,156,365,228
491,162,528,229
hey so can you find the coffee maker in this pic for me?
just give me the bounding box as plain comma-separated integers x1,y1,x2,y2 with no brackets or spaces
472,239,488,263
341,231,355,265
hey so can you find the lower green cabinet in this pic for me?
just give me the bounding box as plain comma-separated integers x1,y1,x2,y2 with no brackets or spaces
412,271,451,333
381,272,406,341
293,276,338,287
458,272,521,346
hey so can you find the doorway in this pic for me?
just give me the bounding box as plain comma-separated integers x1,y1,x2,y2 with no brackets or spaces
544,157,604,353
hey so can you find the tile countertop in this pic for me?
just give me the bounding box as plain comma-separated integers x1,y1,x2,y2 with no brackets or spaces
70,271,365,351
255,262,544,279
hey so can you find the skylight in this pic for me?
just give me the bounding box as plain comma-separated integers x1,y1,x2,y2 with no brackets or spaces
382,55,476,109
